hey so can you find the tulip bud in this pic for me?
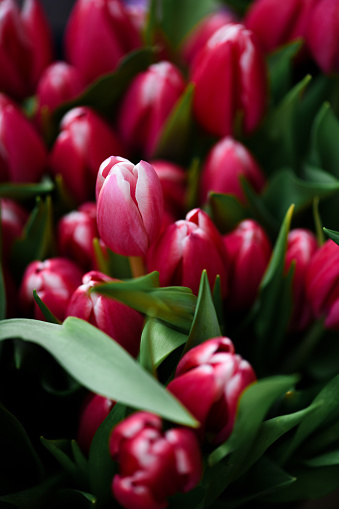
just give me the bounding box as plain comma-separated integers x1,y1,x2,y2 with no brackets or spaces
244,0,317,54
1,198,28,262
49,107,124,204
118,61,186,158
150,160,187,220
19,257,83,321
306,0,339,73
109,411,202,509
223,219,272,311
146,208,228,297
66,271,144,357
64,0,142,85
77,392,115,455
200,136,266,205
191,23,268,138
96,156,164,257
182,8,237,66
57,202,98,271
0,0,53,100
285,228,318,331
0,94,47,183
167,337,256,444
305,239,339,330
35,61,85,131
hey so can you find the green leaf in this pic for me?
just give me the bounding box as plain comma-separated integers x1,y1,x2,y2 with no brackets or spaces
303,449,339,467
0,317,198,427
324,226,339,245
0,475,64,509
205,375,298,505
183,270,221,354
208,192,248,234
0,178,54,200
40,438,86,487
267,40,303,105
308,102,339,178
153,83,194,160
33,290,61,324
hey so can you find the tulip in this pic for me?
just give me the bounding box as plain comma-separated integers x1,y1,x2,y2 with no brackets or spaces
35,61,85,131
190,23,268,138
118,61,186,158
167,337,256,444
0,0,53,100
77,392,115,455
96,156,164,257
109,411,202,509
64,0,142,85
305,239,339,330
0,94,47,183
124,0,148,33
182,7,237,66
1,198,28,262
150,160,187,221
223,219,272,311
57,202,98,271
244,0,317,54
49,107,124,204
200,136,266,205
285,229,318,331
146,208,228,297
66,271,144,357
19,257,83,321
306,0,339,73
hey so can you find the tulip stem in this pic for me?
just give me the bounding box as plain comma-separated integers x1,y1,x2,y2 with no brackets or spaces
129,256,145,278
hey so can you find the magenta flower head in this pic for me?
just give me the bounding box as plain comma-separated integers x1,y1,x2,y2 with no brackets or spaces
96,156,164,257
150,160,187,221
167,337,257,444
49,107,124,204
109,411,202,509
146,208,228,297
191,23,268,138
19,257,83,322
118,61,186,158
223,219,272,311
0,0,53,100
305,239,339,330
0,94,47,184
64,0,142,85
200,136,266,205
1,198,28,262
66,270,144,357
285,228,318,331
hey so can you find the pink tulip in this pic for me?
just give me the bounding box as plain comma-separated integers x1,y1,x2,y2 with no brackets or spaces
200,136,266,204
19,257,83,322
0,0,53,99
49,107,124,204
146,208,228,297
109,411,202,509
57,202,98,271
96,156,164,257
305,239,339,330
0,198,28,262
167,337,256,444
77,392,115,455
118,61,186,158
223,219,272,311
191,23,268,138
0,94,47,183
150,160,187,220
285,228,318,331
66,270,144,357
64,0,142,85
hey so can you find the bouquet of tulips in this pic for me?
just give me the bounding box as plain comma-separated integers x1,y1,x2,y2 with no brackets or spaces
2,0,339,507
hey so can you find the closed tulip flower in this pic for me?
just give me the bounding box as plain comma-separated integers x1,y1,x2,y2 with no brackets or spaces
0,94,47,183
150,160,187,221
191,23,268,138
1,198,28,262
66,271,144,357
223,219,272,311
109,411,202,509
200,136,266,204
64,0,142,85
49,107,124,204
167,337,256,444
0,0,53,100
118,61,186,158
305,239,339,330
146,208,228,297
96,156,164,257
19,257,83,322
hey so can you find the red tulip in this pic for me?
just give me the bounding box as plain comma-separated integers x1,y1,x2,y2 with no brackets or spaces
0,198,28,262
